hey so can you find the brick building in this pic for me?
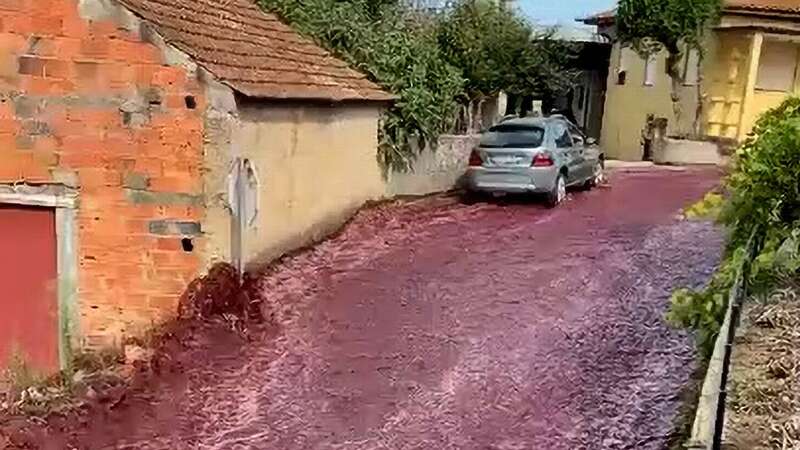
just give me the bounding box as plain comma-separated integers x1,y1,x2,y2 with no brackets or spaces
0,0,392,372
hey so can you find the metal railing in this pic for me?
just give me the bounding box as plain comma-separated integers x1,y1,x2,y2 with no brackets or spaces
710,228,764,450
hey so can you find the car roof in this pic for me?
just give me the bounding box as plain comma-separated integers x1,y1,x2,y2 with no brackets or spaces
493,116,566,128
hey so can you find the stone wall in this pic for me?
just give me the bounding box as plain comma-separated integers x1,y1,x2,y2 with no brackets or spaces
386,134,480,197
0,0,205,346
655,138,722,166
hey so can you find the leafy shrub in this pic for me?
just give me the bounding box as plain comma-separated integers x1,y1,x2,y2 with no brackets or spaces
669,97,800,356
667,249,743,357
683,192,724,220
436,3,577,122
259,0,577,170
259,0,464,172
722,97,800,248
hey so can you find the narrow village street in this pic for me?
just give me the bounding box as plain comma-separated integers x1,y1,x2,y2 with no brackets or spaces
20,167,722,450
5,0,800,447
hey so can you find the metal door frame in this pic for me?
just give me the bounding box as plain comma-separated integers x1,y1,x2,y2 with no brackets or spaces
0,183,79,372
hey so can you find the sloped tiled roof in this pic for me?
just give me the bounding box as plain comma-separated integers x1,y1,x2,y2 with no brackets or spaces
581,1,800,24
726,0,800,14
118,0,394,102
579,9,616,25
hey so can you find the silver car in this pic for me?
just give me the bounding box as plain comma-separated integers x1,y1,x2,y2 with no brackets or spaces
463,116,604,207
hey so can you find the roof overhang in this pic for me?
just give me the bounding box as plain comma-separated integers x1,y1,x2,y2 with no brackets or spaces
577,8,616,26
579,4,800,27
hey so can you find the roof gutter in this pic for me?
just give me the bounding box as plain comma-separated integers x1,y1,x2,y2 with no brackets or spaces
235,93,397,107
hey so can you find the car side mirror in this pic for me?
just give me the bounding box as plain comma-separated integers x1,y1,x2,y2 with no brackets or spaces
586,137,598,146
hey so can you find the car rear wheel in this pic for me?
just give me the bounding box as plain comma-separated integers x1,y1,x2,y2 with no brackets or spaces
547,173,566,208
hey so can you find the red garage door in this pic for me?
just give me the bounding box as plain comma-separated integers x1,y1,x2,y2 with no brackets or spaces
0,204,59,372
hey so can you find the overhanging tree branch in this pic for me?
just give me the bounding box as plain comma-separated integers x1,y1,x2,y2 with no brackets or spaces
617,0,722,137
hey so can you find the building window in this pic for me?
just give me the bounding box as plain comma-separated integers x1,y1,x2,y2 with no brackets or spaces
644,54,657,86
756,40,799,92
553,122,573,148
683,48,700,85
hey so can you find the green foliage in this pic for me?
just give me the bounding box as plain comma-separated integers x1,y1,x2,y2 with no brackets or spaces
669,97,800,357
617,0,722,65
2,349,46,394
437,2,577,102
2,347,126,415
259,0,576,169
667,251,742,357
259,0,464,172
617,0,721,128
1,349,67,415
683,192,724,220
722,97,800,249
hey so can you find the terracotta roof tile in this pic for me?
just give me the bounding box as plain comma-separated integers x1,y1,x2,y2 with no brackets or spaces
725,0,800,13
118,0,394,102
582,1,800,24
579,9,616,25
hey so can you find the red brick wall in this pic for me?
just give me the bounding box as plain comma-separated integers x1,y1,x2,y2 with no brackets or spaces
0,0,205,346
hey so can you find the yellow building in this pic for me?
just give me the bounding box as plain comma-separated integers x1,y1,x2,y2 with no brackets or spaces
583,1,800,161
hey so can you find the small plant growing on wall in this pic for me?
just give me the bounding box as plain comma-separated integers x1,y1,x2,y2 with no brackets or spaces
617,0,723,136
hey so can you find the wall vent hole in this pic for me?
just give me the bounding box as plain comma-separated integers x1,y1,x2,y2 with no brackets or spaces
181,237,194,253
185,96,197,109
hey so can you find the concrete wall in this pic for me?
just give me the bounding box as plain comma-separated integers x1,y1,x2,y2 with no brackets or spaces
0,0,206,347
705,30,751,141
386,134,480,197
198,77,238,268
656,138,721,166
747,91,789,130
707,31,799,142
601,43,701,160
200,88,478,270
605,24,800,156
202,99,387,269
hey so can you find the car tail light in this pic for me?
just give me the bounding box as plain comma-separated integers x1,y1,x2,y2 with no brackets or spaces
532,153,554,167
469,149,483,167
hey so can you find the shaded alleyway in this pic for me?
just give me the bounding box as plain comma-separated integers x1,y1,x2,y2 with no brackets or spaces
38,167,721,449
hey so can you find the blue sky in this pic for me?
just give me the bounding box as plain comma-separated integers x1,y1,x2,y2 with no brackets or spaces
519,0,616,26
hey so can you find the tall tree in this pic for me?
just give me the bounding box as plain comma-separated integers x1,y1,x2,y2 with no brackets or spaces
261,0,464,172
437,0,576,130
617,0,722,133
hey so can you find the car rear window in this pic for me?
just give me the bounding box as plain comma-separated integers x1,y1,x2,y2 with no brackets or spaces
481,124,545,148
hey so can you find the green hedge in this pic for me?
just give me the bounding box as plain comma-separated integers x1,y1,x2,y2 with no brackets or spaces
669,97,800,356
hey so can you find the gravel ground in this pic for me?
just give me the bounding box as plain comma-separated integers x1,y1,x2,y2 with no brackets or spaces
726,285,800,449
5,167,723,450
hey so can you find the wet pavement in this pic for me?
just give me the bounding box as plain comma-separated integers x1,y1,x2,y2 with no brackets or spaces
36,167,722,449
